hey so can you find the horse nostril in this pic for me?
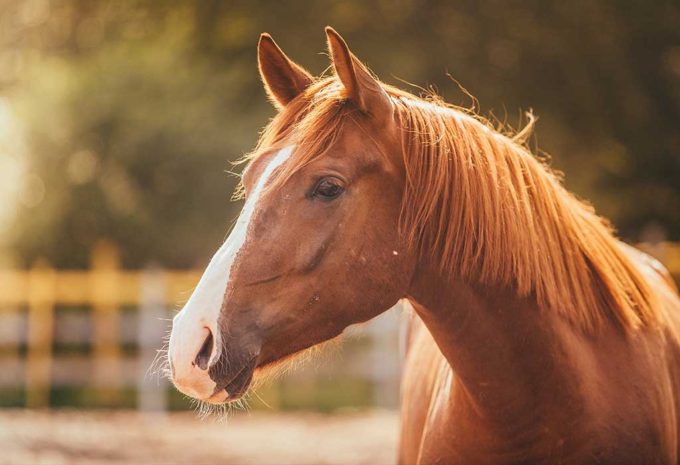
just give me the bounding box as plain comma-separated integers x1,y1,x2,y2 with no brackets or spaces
194,329,214,371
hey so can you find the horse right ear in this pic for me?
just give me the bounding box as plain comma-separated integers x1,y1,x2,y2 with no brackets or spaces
258,33,313,109
325,27,392,118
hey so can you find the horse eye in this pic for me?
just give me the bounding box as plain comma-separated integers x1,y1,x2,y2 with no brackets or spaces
312,177,345,200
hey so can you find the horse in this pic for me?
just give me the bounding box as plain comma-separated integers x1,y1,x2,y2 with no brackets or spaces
166,27,680,464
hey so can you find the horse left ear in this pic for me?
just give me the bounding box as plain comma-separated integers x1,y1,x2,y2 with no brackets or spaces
258,33,313,109
325,26,392,117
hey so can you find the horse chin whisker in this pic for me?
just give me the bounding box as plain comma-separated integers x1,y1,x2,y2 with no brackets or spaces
146,323,174,383
249,388,273,410
146,343,171,384
191,396,233,422
251,336,344,392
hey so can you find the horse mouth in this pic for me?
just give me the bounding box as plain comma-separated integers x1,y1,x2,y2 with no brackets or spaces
214,352,297,403
214,355,258,403
213,343,326,403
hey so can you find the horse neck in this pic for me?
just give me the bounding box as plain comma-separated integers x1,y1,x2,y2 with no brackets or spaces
406,262,589,421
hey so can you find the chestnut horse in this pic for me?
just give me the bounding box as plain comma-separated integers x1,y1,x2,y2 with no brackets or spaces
167,28,680,464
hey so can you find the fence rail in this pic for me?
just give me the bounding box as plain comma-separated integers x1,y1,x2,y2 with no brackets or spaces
0,245,201,306
0,241,678,410
0,242,203,409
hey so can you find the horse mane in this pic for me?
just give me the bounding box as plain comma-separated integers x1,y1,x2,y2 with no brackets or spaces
243,77,660,333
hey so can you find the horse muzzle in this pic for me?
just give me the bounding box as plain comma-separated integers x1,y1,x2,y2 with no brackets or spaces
167,309,226,403
208,351,259,402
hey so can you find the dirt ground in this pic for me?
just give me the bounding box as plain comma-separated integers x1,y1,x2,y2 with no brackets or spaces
0,409,399,465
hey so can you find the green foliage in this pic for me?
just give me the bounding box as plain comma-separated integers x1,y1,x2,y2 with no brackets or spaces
1,0,678,267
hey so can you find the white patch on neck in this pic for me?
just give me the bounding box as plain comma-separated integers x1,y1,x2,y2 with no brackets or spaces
169,145,294,368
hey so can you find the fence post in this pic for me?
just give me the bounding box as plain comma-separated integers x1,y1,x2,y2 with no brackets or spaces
90,241,122,405
26,259,56,408
138,264,169,414
0,256,23,389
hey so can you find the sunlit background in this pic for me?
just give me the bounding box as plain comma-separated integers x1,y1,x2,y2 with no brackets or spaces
0,1,678,464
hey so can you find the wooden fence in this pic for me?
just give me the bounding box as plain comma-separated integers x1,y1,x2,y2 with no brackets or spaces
0,241,678,410
0,242,201,409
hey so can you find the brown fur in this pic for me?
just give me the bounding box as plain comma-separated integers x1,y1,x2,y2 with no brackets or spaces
244,77,662,335
203,28,680,464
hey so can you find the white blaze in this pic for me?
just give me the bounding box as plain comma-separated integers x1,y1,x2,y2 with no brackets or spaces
168,145,294,398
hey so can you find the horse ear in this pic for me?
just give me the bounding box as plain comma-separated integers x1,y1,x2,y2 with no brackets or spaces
258,33,313,109
325,26,391,116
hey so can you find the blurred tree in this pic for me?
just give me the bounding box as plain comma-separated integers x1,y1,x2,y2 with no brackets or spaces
0,0,678,268
1,0,268,267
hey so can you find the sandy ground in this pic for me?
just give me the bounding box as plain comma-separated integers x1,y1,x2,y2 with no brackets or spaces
0,409,399,465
